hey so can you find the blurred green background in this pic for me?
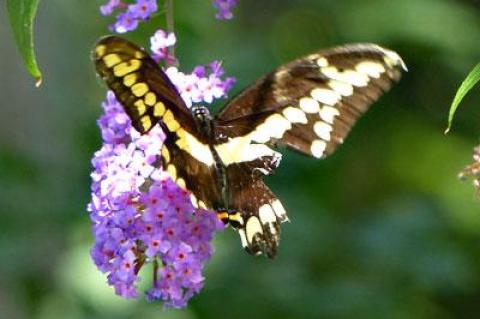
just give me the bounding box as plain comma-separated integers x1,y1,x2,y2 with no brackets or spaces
2,0,480,318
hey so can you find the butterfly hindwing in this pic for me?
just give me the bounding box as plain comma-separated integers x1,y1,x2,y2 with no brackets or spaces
215,43,406,158
224,164,288,258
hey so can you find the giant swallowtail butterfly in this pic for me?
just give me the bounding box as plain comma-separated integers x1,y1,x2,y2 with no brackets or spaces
93,36,406,258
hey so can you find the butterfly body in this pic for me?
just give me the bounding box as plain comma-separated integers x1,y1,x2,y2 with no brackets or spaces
93,36,406,258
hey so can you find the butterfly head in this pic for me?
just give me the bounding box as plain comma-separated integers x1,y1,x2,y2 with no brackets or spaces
191,105,212,122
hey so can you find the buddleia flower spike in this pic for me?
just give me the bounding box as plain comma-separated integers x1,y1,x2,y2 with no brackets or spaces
88,30,236,308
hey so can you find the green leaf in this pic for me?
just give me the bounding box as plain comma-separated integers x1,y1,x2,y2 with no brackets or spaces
6,0,42,87
445,63,480,133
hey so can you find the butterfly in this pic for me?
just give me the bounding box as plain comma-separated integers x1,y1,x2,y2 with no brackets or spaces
93,36,406,258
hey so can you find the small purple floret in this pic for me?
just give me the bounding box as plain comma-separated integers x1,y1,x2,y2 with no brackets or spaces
100,0,122,16
150,29,177,64
163,55,236,107
113,11,139,33
101,0,157,33
129,0,158,20
212,0,237,20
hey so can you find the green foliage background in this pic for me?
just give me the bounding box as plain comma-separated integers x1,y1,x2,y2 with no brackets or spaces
2,0,480,318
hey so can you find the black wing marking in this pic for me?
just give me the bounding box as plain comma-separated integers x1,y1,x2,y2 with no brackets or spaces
215,43,406,158
93,36,198,137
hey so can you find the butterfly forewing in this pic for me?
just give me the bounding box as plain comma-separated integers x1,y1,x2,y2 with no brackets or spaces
159,134,223,211
94,36,220,215
215,43,406,158
212,43,405,257
93,36,197,136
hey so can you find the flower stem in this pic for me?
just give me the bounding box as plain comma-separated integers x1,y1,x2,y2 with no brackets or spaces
164,0,178,67
153,258,159,283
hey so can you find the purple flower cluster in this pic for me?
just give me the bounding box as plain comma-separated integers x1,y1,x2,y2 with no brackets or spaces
88,92,224,308
95,0,239,307
165,63,236,107
100,0,158,33
212,0,238,20
149,29,236,107
101,0,238,27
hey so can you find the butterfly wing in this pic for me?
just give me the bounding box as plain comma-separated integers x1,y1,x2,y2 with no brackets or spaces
93,36,197,134
215,43,406,158
93,36,223,210
212,44,406,257
224,163,288,258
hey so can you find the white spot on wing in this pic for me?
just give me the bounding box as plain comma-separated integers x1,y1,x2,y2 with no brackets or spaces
245,145,281,163
283,107,308,124
314,121,333,141
311,88,341,105
259,204,276,224
251,114,292,143
259,204,278,235
215,137,281,166
217,112,292,165
246,216,263,244
215,135,252,164
176,131,215,166
355,61,385,78
319,105,340,124
321,66,369,87
328,80,353,96
317,57,329,67
271,200,288,221
311,140,327,158
270,114,293,137
251,123,270,143
238,229,248,248
299,97,320,113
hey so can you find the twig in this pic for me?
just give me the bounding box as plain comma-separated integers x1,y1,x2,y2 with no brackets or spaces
164,0,178,67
